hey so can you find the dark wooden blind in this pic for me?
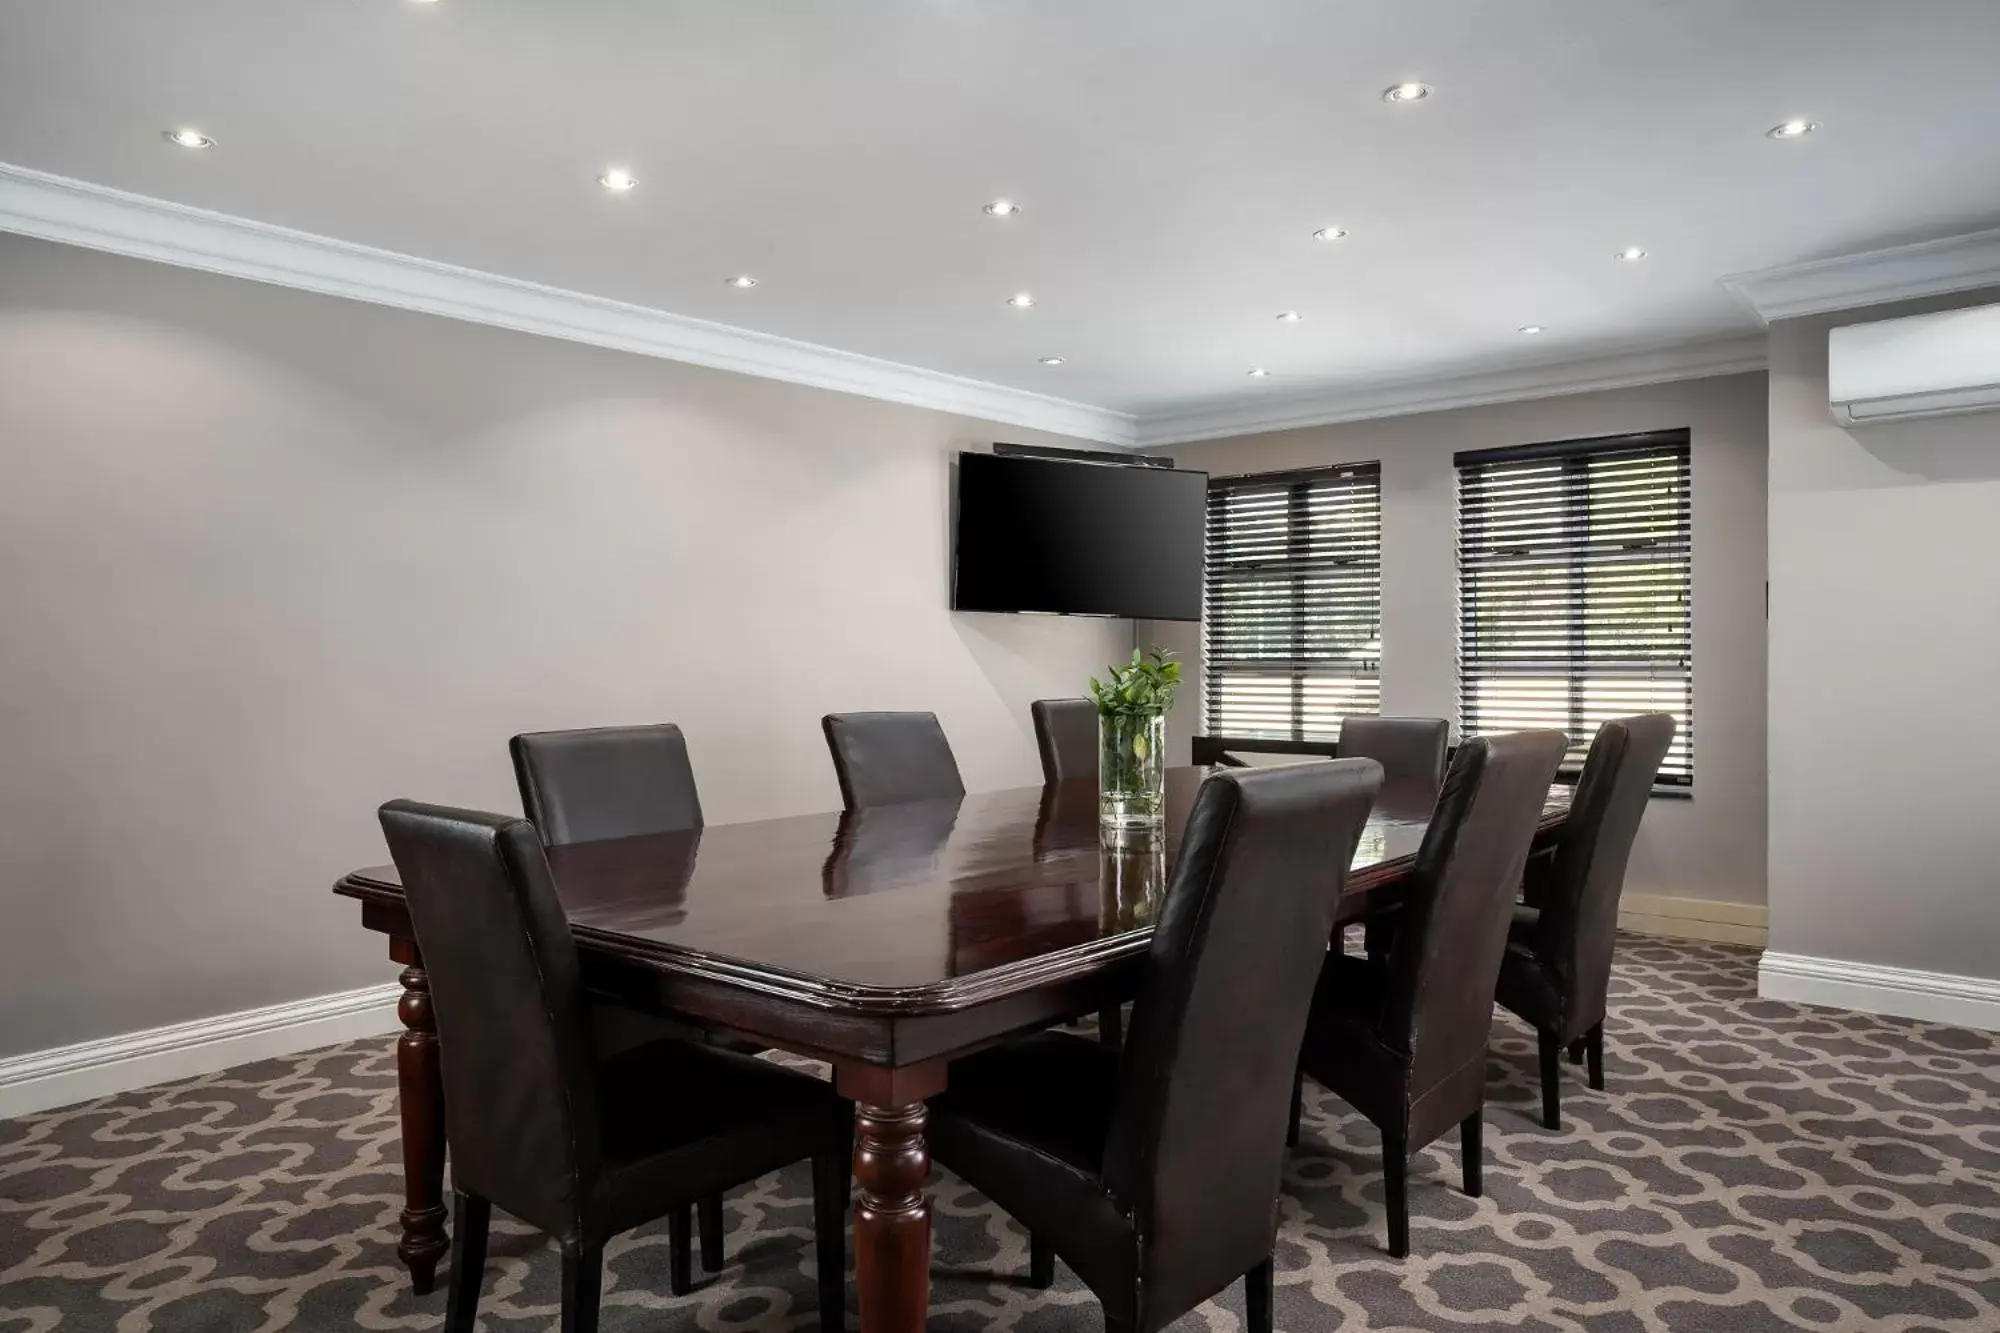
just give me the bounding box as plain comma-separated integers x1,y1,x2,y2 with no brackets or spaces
1456,430,1692,787
1204,463,1381,740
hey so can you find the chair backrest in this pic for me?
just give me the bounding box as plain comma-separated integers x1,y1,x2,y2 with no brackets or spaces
1030,697,1097,783
1104,759,1384,1325
1381,730,1568,1091
1339,715,1450,799
377,800,601,1240
1530,714,1676,1028
821,711,966,809
510,723,704,846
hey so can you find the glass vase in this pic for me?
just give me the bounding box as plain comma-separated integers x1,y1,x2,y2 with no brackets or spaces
1099,709,1167,829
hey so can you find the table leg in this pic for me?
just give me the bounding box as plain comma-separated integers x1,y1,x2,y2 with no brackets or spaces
838,1062,947,1333
392,942,450,1295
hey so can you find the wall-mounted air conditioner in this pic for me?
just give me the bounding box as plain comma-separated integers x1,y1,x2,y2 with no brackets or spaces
1828,302,2000,426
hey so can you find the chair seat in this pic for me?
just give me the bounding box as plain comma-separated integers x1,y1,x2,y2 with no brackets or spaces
591,1039,850,1240
930,1032,1136,1307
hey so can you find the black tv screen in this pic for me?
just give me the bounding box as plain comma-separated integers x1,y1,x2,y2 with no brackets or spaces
952,452,1206,621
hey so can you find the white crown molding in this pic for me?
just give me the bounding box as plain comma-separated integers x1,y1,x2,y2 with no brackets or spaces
0,162,1138,447
1721,227,2000,325
1133,334,1770,448
1759,952,2000,1032
0,982,400,1119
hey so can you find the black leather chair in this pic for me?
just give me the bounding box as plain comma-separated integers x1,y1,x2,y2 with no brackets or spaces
511,722,739,1268
378,801,853,1333
821,711,965,809
1497,714,1675,1129
1030,697,1098,783
1295,730,1567,1258
1338,715,1450,800
928,759,1386,1333
511,723,704,844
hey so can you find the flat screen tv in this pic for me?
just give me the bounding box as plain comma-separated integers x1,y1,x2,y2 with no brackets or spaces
952,452,1206,621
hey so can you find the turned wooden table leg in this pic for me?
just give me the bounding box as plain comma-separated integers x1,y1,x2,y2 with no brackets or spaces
838,1062,947,1333
391,939,450,1295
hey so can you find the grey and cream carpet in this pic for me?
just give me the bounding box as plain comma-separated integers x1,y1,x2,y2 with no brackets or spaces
3,940,1997,1332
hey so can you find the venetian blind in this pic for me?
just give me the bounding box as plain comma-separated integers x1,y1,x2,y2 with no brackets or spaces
1456,430,1693,787
1203,463,1382,740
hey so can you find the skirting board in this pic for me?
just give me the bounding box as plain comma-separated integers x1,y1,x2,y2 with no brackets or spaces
1759,953,2000,1032
1618,892,1768,947
0,982,401,1121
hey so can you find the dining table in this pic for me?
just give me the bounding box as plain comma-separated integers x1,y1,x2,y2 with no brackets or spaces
333,764,1569,1333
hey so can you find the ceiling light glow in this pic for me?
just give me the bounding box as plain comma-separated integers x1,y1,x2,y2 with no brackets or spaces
1039,356,1066,366
598,167,638,193
1276,311,1303,323
1312,226,1349,242
1616,246,1648,262
1382,82,1431,104
1518,325,1545,335
1767,118,1818,140
1247,367,1272,378
983,199,1020,217
725,275,759,289
1007,292,1036,309
163,128,214,149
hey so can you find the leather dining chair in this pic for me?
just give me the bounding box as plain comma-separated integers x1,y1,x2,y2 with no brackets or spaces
511,723,704,845
821,711,966,809
1497,713,1676,1129
927,759,1386,1333
1338,715,1450,799
511,722,741,1273
1294,730,1567,1258
377,801,853,1333
1031,697,1098,783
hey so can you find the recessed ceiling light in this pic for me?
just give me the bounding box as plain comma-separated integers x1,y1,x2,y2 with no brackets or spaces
1038,356,1066,366
1007,292,1036,309
983,199,1021,217
163,128,214,149
1312,226,1350,242
598,167,638,193
1382,82,1431,104
1275,311,1303,323
1247,367,1272,378
1615,246,1648,263
1518,325,1545,335
1767,118,1818,140
725,275,758,289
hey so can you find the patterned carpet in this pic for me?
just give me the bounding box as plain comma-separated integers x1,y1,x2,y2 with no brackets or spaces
3,940,1997,1332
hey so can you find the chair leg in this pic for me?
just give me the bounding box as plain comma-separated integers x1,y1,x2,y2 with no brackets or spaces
561,1241,603,1333
1460,1111,1483,1198
1537,1031,1562,1130
1382,1133,1409,1259
698,1193,725,1271
1245,1254,1274,1333
1567,1038,1586,1066
1585,1023,1605,1091
1286,1066,1304,1148
811,1150,850,1333
668,1202,693,1295
1099,1004,1123,1055
1028,1232,1054,1288
444,1191,490,1333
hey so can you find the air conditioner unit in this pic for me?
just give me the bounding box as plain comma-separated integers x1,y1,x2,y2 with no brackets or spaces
1828,302,2000,426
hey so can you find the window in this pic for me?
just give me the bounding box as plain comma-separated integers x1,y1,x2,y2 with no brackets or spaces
1204,463,1382,739
1456,430,1692,787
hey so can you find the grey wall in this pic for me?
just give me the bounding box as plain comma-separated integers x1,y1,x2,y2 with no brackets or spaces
1145,372,1770,908
0,234,1129,1058
1767,288,2000,979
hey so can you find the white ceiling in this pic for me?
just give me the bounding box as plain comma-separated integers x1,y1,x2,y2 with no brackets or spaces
3,0,2000,426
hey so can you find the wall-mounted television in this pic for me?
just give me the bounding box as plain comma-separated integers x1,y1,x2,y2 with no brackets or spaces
952,451,1206,621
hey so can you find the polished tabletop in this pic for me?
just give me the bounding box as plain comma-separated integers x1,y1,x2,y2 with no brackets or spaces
337,767,1570,1010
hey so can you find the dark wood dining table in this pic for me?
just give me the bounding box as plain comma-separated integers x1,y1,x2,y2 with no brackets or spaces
333,765,1569,1333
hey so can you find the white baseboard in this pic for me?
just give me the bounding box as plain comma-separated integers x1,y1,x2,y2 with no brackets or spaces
1759,952,2000,1032
1619,892,1768,947
0,982,402,1121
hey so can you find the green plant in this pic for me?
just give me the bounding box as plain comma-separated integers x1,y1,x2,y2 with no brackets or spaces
1089,647,1182,719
